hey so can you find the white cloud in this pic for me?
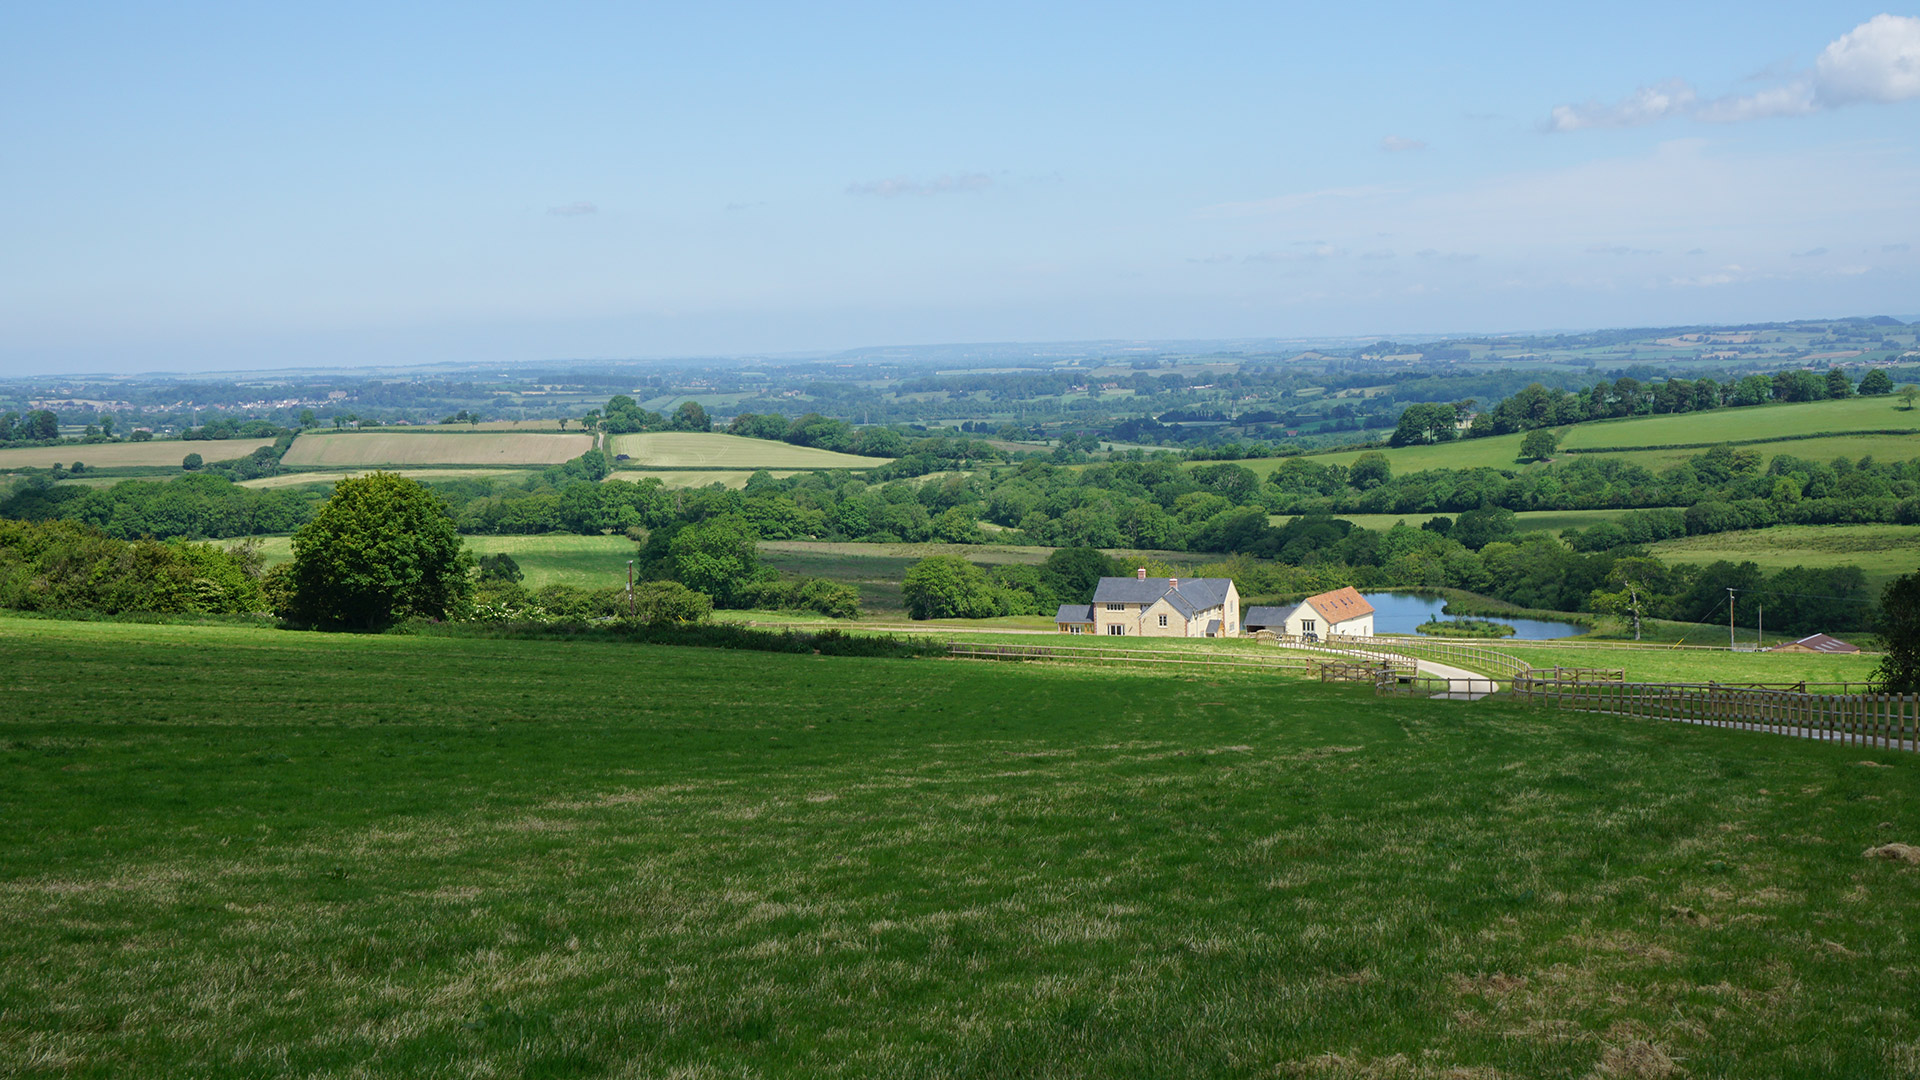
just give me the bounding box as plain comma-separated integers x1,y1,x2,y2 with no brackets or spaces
546,201,598,216
846,173,992,198
1815,14,1920,104
1550,15,1920,130
1548,79,1697,131
1380,135,1428,152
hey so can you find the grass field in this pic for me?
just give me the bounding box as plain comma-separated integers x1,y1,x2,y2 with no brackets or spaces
5,617,1919,1077
1240,397,1920,478
1647,524,1920,593
0,438,275,470
281,432,592,468
605,469,804,489
252,534,635,590
238,468,539,490
608,433,889,470
1272,509,1633,533
1492,640,1883,685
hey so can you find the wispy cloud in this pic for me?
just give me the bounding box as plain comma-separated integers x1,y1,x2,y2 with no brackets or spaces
546,201,598,217
1198,185,1400,218
1380,135,1428,152
1791,246,1830,258
1884,242,1912,253
1416,249,1478,264
1586,244,1661,256
1547,15,1920,131
846,173,992,198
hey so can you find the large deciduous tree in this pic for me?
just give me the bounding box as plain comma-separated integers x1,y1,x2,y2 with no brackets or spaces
1872,571,1920,694
667,514,766,607
902,555,998,620
286,472,474,630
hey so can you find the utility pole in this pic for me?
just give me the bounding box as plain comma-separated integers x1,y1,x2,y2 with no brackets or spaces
627,560,635,619
1728,588,1736,651
1757,602,1763,649
1629,583,1642,641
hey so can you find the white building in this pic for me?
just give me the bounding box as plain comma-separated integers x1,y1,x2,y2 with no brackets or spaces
1243,587,1375,640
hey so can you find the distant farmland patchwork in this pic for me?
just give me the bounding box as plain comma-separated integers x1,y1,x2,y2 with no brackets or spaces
239,468,539,490
280,432,592,467
608,432,889,470
1648,524,1920,592
0,438,276,470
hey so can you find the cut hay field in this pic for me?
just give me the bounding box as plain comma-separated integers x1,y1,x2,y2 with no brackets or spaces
605,468,803,489
281,432,592,468
608,432,889,470
1648,524,1920,593
239,467,538,490
5,617,1919,1077
0,438,275,470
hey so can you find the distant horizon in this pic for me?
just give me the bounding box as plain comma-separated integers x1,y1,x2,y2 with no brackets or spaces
4,311,1916,384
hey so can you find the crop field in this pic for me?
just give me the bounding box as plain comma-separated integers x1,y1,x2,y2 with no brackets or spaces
5,617,1920,1077
0,438,275,470
238,467,538,490
605,469,803,489
281,432,592,468
1648,524,1920,593
608,433,889,470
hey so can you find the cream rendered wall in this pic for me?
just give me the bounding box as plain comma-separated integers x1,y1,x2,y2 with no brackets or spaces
1094,602,1140,636
1329,613,1374,637
1138,597,1189,637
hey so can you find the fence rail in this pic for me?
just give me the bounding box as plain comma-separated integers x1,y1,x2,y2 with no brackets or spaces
1511,677,1918,751
1271,632,1529,678
947,641,1315,675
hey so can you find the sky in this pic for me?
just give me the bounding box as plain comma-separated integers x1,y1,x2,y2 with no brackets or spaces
2,2,1917,376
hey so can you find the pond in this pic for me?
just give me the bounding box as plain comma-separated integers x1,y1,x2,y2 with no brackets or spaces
1360,591,1585,640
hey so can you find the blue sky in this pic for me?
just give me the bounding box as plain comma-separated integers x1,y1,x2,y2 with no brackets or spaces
2,2,1917,375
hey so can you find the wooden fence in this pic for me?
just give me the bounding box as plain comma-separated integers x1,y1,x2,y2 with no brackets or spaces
1277,633,1530,679
1509,676,1919,751
946,641,1316,675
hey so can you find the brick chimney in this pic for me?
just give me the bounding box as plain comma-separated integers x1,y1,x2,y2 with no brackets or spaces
1136,567,1147,580
1169,576,1179,589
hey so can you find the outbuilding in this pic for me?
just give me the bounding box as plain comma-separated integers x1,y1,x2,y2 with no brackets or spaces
1768,633,1860,654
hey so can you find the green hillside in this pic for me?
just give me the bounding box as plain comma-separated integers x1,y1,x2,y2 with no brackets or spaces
5,617,1917,1077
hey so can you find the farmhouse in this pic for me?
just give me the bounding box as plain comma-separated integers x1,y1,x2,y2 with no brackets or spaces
1243,587,1375,641
1768,633,1860,654
1055,568,1241,637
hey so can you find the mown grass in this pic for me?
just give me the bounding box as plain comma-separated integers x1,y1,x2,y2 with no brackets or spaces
0,438,276,470
1495,641,1883,686
1647,525,1920,594
4,617,1920,1077
253,534,637,591
281,432,592,468
1239,397,1920,478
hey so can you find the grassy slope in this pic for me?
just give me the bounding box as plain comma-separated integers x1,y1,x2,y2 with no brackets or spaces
1232,397,1920,478
252,534,637,591
1494,641,1883,685
609,432,889,470
1648,525,1920,594
3,618,1918,1078
1271,509,1633,533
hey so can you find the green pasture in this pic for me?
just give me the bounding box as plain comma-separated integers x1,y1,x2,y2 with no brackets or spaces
1252,397,1920,478
604,468,804,489
1556,396,1920,452
1271,508,1634,533
1648,524,1920,593
252,533,636,591
1493,640,1883,686
5,617,1919,1077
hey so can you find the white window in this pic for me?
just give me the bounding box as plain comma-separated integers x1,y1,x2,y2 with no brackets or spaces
1302,619,1316,633
1158,614,1168,627
1105,602,1124,611
1068,624,1083,634
1107,624,1124,635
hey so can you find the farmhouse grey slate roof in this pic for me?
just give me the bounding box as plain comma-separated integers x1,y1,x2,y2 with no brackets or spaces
1055,603,1095,624
1090,577,1234,619
1242,605,1294,629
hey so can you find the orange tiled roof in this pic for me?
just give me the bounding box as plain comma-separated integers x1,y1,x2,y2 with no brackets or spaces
1305,586,1375,623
